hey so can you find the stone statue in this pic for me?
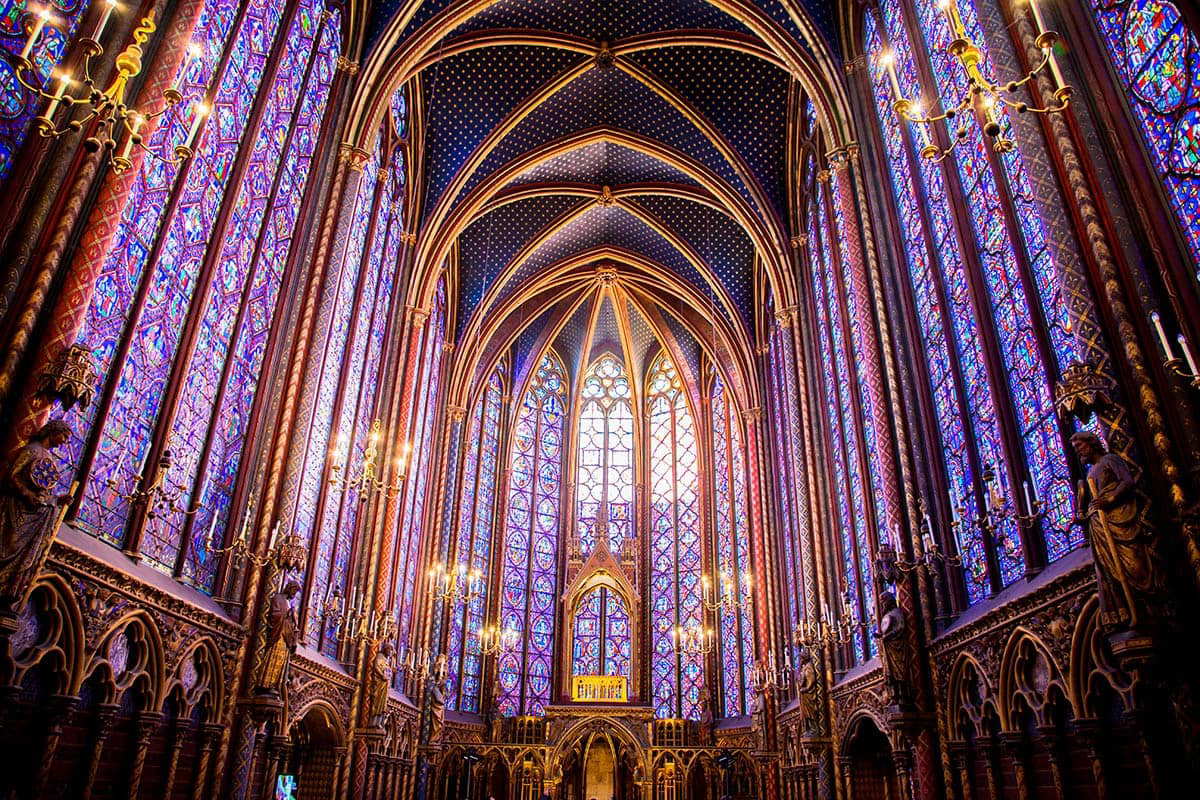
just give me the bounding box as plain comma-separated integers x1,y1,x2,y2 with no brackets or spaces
0,420,72,612
750,683,767,741
876,591,915,708
1070,431,1168,633
254,580,301,697
796,647,821,735
429,653,449,741
367,641,395,728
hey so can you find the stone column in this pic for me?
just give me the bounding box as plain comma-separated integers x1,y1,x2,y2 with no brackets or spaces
126,710,162,800
32,694,76,796
192,723,224,800
80,703,119,800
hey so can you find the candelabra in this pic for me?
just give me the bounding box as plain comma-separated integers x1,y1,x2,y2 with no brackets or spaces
209,511,306,573
428,561,483,606
397,643,433,680
5,4,208,172
876,0,1071,162
700,570,752,615
1150,311,1200,389
749,650,792,694
477,623,518,657
323,587,397,645
671,624,716,656
876,499,964,579
328,419,410,500
794,592,858,650
106,441,199,520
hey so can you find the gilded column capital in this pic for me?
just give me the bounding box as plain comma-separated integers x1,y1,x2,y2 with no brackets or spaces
741,407,764,423
448,405,468,422
399,231,417,246
790,234,807,249
339,143,371,171
776,306,798,328
816,168,832,184
335,56,360,75
407,305,431,325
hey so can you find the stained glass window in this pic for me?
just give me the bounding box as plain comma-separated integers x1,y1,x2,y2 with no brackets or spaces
1089,0,1200,271
54,0,341,592
576,354,634,555
860,0,1083,603
446,366,505,713
810,175,874,662
0,0,93,179
571,586,630,679
711,372,755,716
647,354,703,720
394,280,447,662
498,351,566,716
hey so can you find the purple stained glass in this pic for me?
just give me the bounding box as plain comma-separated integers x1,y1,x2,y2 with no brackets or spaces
810,181,871,662
498,352,565,716
865,12,1001,602
1089,0,1199,269
391,84,407,138
712,374,754,716
889,0,1076,568
0,0,93,180
648,355,703,720
52,0,237,509
149,0,334,583
447,367,504,713
71,0,294,550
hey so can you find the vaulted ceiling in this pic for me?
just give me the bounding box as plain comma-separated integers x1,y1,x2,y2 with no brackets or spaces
355,0,848,406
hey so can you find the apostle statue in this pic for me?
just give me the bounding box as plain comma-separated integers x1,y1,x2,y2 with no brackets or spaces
1070,431,1168,633
254,580,301,697
0,420,73,612
429,653,449,742
876,591,915,708
367,641,395,728
796,647,822,736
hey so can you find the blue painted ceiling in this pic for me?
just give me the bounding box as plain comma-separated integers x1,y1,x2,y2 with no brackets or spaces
366,0,837,364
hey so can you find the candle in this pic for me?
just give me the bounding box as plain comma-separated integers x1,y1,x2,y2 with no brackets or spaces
117,113,143,162
20,8,51,61
880,50,903,100
1150,312,1174,359
1026,0,1048,35
184,101,209,150
922,531,934,552
1179,335,1200,376
92,0,117,41
205,510,217,551
1022,480,1035,515
268,520,280,549
938,0,966,37
42,70,71,119
169,41,202,97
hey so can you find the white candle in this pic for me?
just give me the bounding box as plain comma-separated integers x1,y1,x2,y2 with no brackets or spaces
93,0,117,41
1022,480,1035,515
117,113,143,161
170,42,201,97
1151,312,1174,359
880,51,903,100
1026,0,1048,35
205,511,217,551
1179,335,1200,376
184,101,209,150
20,8,51,61
42,70,71,119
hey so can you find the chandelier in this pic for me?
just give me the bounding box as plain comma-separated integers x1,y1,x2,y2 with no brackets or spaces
877,0,1071,161
328,419,410,499
700,570,752,614
671,624,716,656
8,4,208,173
427,561,483,605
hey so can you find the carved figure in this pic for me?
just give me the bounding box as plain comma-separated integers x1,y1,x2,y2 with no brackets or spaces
796,647,821,735
255,580,301,696
429,653,449,741
367,641,395,727
0,420,72,611
876,591,915,708
1070,431,1168,632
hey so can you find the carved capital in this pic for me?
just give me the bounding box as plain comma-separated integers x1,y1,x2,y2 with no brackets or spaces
776,306,798,328
790,234,807,249
448,405,468,422
335,56,360,75
40,342,97,411
339,143,371,171
1054,361,1118,423
407,306,431,325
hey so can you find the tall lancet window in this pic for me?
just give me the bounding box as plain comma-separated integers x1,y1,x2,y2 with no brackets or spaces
53,0,341,592
711,371,754,716
647,354,703,720
498,352,566,716
576,354,635,554
1088,0,1200,269
572,585,631,678
864,0,1081,604
446,364,505,712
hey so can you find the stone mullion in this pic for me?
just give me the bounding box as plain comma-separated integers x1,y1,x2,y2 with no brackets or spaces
162,718,192,797
32,695,75,797
192,723,223,800
126,710,161,800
